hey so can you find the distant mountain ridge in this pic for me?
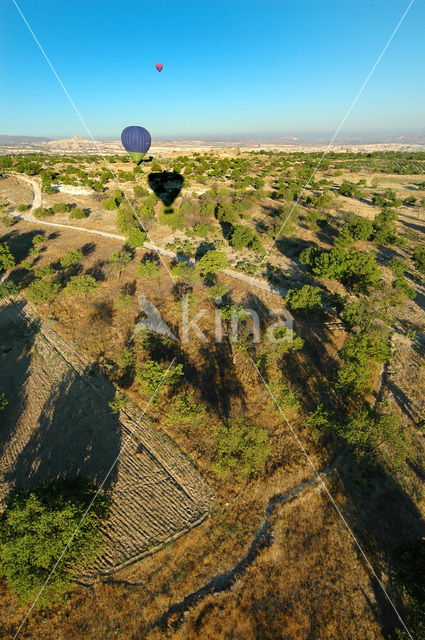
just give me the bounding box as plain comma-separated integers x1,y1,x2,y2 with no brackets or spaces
1,133,424,153
0,135,53,144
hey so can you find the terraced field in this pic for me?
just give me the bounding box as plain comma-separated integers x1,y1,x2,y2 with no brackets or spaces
0,297,212,579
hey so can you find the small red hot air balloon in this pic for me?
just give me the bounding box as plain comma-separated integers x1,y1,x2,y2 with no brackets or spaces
155,62,163,72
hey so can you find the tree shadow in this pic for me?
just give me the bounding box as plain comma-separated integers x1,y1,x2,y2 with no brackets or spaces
0,299,39,458
81,242,97,256
4,362,122,494
335,452,425,637
2,229,45,264
275,236,314,259
196,339,246,418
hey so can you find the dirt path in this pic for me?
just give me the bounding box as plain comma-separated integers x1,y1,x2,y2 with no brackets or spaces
146,472,329,634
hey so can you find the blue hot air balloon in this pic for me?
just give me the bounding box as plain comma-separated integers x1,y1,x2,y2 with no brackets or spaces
121,126,151,164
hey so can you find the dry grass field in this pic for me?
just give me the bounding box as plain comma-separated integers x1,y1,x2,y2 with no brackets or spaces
0,148,424,640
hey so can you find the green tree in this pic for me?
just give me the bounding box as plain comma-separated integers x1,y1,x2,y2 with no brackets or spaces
230,225,263,252
285,285,322,313
32,234,45,245
165,391,207,432
0,281,19,299
171,261,200,285
109,250,132,278
125,226,146,247
136,258,160,278
69,207,87,220
0,480,108,604
34,264,55,279
136,360,184,402
52,202,69,213
213,418,269,479
109,392,129,414
198,250,229,274
206,283,229,301
412,245,425,274
0,242,15,273
64,275,99,296
27,279,61,302
60,250,83,268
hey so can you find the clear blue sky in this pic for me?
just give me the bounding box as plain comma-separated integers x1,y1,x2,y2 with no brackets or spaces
0,0,424,139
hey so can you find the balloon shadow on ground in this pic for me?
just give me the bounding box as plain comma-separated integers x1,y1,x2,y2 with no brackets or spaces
148,171,184,208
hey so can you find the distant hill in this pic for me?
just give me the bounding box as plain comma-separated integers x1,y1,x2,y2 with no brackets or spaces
0,135,53,144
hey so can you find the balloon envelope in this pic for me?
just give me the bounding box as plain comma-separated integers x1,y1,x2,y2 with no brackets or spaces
121,126,151,164
155,62,163,72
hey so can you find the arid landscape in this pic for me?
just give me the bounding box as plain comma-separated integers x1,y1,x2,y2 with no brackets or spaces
0,143,424,639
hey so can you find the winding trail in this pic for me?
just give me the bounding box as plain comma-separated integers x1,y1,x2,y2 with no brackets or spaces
143,472,328,634
11,174,291,298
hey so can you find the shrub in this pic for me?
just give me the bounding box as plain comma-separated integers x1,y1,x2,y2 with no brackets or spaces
52,202,69,213
0,392,7,411
34,264,55,279
133,185,149,197
159,208,186,230
0,479,108,604
125,226,146,247
33,207,53,218
198,250,229,274
0,281,19,299
138,203,155,219
136,258,159,278
194,222,214,238
213,418,269,479
285,285,322,313
17,204,30,212
230,225,263,252
171,261,200,284
347,218,373,241
339,180,363,198
0,242,15,272
27,279,61,302
412,245,425,274
116,347,135,371
60,250,83,268
136,360,183,401
165,391,207,432
206,283,229,301
115,205,137,233
103,196,119,211
109,392,129,413
64,275,99,296
403,195,416,205
32,234,45,245
216,202,239,224
69,207,87,220
109,250,132,276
